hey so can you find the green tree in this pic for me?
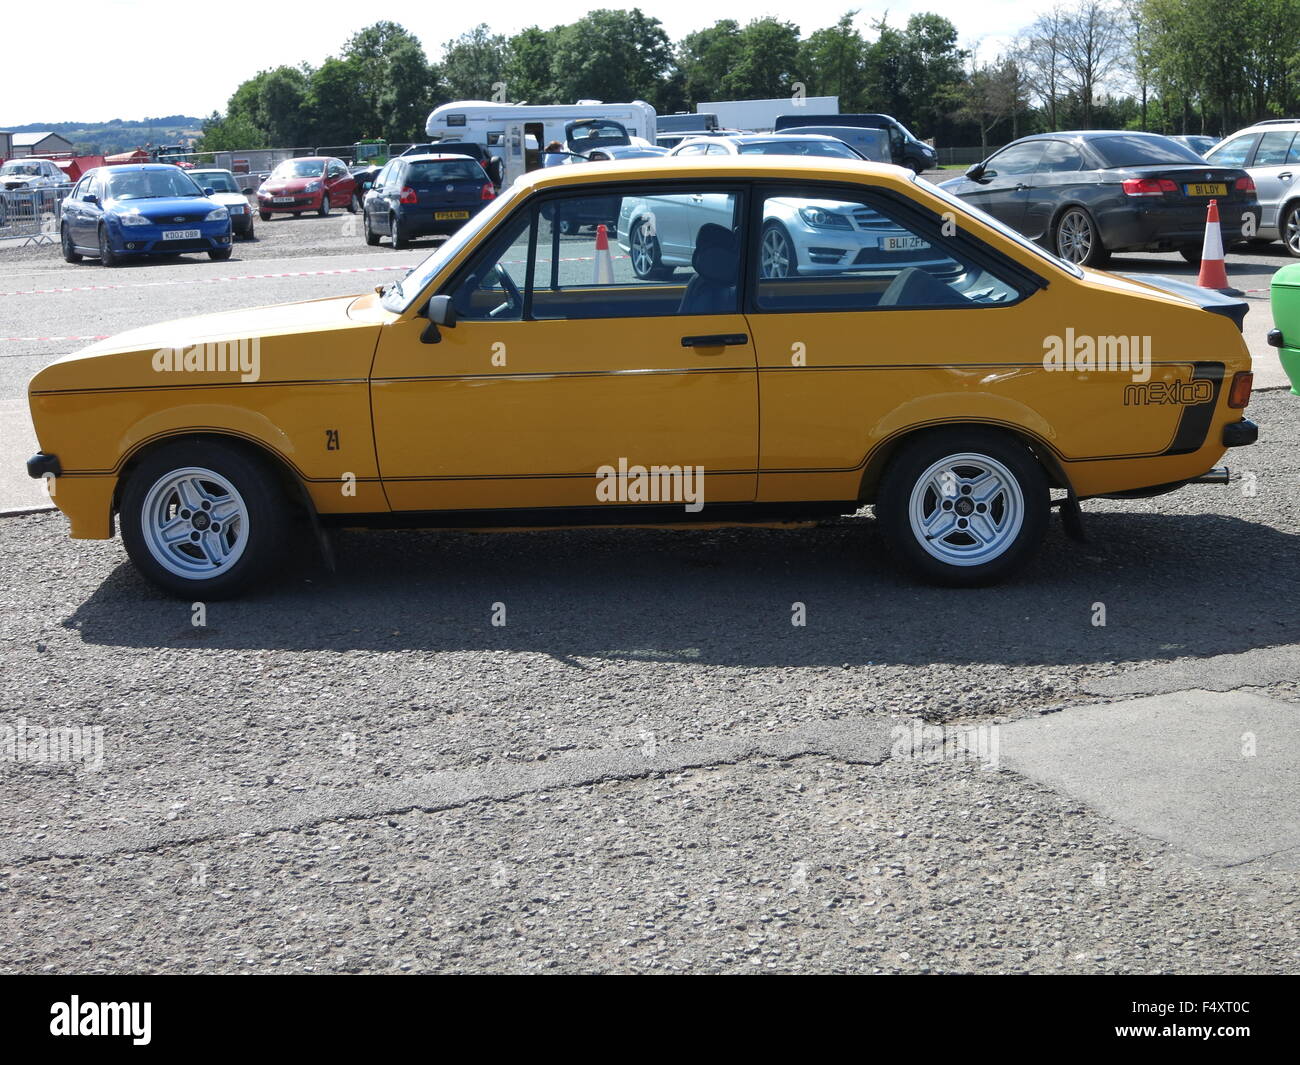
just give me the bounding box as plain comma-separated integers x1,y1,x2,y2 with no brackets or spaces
550,9,674,108
504,27,561,104
720,18,802,100
799,13,867,110
343,21,437,141
676,20,742,106
442,24,509,101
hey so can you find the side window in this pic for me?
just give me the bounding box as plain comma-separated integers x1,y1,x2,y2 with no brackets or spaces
445,188,743,322
753,186,1023,312
1254,131,1296,166
1037,140,1085,173
374,162,394,190
986,142,1046,177
71,176,90,200
675,144,707,156
1207,134,1259,168
705,143,730,155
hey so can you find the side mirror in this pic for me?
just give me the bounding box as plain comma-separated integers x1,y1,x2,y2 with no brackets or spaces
420,294,458,344
203,186,215,196
965,163,985,181
84,193,99,205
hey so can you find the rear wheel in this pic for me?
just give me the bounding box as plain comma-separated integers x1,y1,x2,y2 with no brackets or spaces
348,192,359,214
97,225,119,267
1053,207,1108,267
390,214,408,249
876,429,1049,586
1282,202,1300,257
119,439,291,599
1179,245,1203,265
629,218,672,279
318,195,331,217
61,224,82,263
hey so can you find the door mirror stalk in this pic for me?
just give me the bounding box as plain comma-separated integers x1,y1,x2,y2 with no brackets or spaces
420,295,458,344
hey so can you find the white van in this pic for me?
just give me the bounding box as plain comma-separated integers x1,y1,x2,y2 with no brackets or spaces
424,100,658,185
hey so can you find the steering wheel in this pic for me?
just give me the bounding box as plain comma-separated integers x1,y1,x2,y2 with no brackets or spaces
485,263,523,319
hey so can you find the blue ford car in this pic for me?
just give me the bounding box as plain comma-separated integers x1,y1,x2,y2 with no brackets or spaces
362,154,495,249
60,164,233,266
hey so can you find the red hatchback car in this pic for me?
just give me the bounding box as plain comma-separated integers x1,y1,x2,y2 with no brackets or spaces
256,156,357,220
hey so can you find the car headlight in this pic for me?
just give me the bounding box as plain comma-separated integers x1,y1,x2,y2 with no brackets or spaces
798,206,851,229
204,207,229,221
119,210,151,226
304,181,321,193
227,203,247,214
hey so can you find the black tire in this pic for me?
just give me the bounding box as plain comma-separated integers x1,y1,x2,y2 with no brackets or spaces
119,438,292,599
244,219,255,241
97,225,119,267
292,212,302,219
208,247,232,261
61,224,82,263
1179,245,1203,265
1053,207,1108,268
318,195,331,217
759,221,798,278
348,193,359,214
875,428,1050,586
364,213,380,246
628,218,672,280
390,214,408,249
259,209,272,221
1281,202,1300,258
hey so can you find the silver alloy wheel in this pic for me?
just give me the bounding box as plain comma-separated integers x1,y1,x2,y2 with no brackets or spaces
1285,207,1300,255
321,195,331,215
907,452,1025,567
630,221,655,275
141,466,249,579
1056,209,1093,263
760,226,793,277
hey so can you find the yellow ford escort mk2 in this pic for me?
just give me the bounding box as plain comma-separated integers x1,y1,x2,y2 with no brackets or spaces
27,157,1258,597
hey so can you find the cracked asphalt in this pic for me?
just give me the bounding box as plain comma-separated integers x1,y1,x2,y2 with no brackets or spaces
0,390,1297,973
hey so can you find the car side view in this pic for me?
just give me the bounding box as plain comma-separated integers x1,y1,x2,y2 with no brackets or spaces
27,156,1257,598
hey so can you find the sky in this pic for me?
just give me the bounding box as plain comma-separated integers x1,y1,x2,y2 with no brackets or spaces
4,0,1038,127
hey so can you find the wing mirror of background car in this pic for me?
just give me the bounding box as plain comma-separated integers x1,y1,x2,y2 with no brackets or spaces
84,193,98,205
421,295,459,345
965,163,987,182
202,187,215,196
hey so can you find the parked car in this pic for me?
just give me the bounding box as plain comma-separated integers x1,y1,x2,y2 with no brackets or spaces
26,155,1256,596
775,113,937,173
362,153,495,248
940,131,1260,266
187,168,255,239
58,164,232,266
768,125,891,163
1,158,68,190
403,142,503,186
1268,262,1300,394
1205,119,1300,255
256,156,357,220
1170,134,1219,158
667,133,866,161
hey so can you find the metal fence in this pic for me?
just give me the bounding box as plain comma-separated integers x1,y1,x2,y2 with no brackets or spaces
0,185,73,245
935,146,1002,167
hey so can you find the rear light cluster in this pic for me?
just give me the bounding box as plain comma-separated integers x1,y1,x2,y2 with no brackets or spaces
399,186,418,204
1235,176,1256,193
1122,177,1178,196
1228,371,1254,409
481,183,496,201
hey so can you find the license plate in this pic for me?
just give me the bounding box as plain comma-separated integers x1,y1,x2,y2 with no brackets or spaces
273,196,294,204
162,229,201,240
435,210,470,220
882,235,930,252
1186,183,1227,196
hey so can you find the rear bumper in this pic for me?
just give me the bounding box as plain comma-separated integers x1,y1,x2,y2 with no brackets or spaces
1223,419,1258,447
26,451,60,479
1099,202,1260,250
400,203,486,235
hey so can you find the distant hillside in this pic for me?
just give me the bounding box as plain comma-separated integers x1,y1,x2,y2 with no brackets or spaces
2,117,205,155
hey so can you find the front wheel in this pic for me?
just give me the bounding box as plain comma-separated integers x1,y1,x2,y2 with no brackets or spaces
1282,203,1300,257
1053,207,1108,267
208,247,232,261
97,225,119,267
259,209,271,221
119,439,291,598
759,222,797,278
364,213,380,246
875,429,1049,586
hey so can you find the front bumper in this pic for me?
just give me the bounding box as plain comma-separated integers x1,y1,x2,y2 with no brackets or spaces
259,191,322,212
111,220,231,255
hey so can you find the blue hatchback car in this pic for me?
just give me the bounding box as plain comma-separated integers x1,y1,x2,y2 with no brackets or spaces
362,154,495,249
60,164,233,266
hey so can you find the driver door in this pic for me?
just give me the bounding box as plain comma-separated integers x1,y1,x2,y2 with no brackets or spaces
369,185,758,514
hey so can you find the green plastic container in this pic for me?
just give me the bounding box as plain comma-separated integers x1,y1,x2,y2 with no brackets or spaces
1269,262,1300,395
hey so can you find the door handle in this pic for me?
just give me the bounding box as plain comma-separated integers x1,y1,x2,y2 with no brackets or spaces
1281,172,1293,181
681,333,748,348
1014,183,1030,191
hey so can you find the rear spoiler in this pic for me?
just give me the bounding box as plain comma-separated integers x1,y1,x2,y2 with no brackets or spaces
1120,273,1248,332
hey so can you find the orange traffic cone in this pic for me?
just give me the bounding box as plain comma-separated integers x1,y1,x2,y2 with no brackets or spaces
593,223,614,284
1196,200,1236,293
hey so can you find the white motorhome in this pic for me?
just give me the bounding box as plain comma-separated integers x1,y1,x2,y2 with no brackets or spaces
424,100,657,184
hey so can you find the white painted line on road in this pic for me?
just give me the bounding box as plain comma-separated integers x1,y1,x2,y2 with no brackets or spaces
0,334,108,344
0,263,416,298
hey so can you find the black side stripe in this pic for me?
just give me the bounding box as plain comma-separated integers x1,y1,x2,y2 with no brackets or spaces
1162,361,1224,456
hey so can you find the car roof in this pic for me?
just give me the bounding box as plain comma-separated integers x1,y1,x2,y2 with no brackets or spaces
95,163,190,173
516,154,908,192
396,154,480,164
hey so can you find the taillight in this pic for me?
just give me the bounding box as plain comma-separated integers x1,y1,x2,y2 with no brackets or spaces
1235,175,1256,193
1228,371,1253,409
399,186,417,204
481,183,495,201
1122,177,1178,196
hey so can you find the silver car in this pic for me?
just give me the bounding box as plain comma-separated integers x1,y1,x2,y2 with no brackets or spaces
1206,119,1300,254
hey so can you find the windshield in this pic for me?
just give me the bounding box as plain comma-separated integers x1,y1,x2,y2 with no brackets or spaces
193,172,240,193
1,162,40,175
272,159,325,179
923,176,1083,279
104,168,204,200
381,182,524,314
1089,135,1204,167
739,139,861,158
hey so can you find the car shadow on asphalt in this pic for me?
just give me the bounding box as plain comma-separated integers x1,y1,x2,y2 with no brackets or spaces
61,510,1300,668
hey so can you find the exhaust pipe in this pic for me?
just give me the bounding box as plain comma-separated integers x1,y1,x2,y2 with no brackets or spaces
1190,466,1230,485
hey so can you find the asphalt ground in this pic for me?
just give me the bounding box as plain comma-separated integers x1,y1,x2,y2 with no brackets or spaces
0,196,1297,974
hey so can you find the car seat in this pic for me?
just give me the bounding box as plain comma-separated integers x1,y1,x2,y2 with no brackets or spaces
678,223,738,314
